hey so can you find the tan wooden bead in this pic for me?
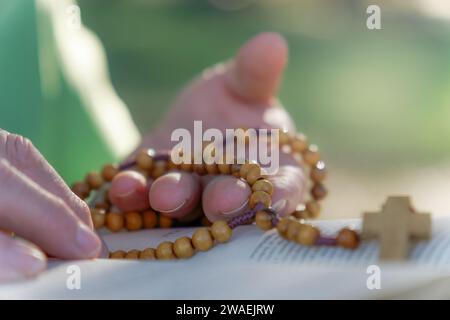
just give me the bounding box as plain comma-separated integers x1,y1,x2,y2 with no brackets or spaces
102,164,119,182
125,249,140,259
293,205,308,219
255,211,273,231
152,160,166,178
166,159,178,171
286,220,302,241
179,162,192,171
142,210,158,229
311,183,327,200
173,237,195,259
278,130,290,145
139,248,156,260
156,241,176,259
276,216,292,236
110,250,126,259
210,220,232,243
95,201,110,211
91,208,106,229
249,191,271,209
71,181,90,199
230,164,242,176
251,179,273,195
296,224,320,246
105,212,124,232
192,228,214,251
246,165,261,185
125,212,143,231
85,172,104,190
192,164,206,175
337,228,359,249
303,145,320,166
205,163,218,175
239,163,256,178
159,215,173,228
136,150,153,171
310,161,327,182
217,163,230,174
291,134,308,153
306,201,321,219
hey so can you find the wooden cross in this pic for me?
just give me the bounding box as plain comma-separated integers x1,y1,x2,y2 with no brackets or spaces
362,196,432,261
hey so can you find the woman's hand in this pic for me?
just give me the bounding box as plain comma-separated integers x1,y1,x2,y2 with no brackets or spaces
108,32,307,222
0,130,101,281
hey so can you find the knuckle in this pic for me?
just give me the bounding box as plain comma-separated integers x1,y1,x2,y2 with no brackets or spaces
2,133,36,170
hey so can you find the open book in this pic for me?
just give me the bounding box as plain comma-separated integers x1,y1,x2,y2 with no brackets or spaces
2,217,450,299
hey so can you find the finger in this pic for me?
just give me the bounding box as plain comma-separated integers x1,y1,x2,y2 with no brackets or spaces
149,171,201,219
0,131,92,227
0,233,47,282
0,159,101,259
225,32,288,103
109,171,152,212
202,175,252,222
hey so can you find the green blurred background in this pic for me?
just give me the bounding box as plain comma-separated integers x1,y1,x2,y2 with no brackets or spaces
2,0,450,218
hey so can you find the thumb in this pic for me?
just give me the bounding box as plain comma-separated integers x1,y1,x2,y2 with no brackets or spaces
225,32,288,104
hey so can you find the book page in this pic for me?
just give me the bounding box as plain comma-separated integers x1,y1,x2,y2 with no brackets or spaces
2,217,450,299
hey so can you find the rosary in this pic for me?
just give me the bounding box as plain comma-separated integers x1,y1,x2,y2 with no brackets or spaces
72,128,431,261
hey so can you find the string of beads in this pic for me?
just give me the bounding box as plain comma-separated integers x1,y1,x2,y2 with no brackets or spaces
71,129,360,260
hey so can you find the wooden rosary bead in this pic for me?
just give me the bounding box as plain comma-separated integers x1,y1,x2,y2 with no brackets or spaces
71,181,90,199
217,163,230,174
293,205,308,219
205,163,219,175
110,250,126,259
255,211,273,231
125,212,143,231
210,220,232,243
239,163,256,179
166,159,179,171
246,165,261,185
278,130,290,145
85,172,104,190
337,228,359,249
95,201,110,211
105,212,124,232
276,216,292,236
251,179,273,195
310,161,327,182
230,164,241,177
311,183,327,200
286,220,302,241
173,237,195,259
125,249,140,259
296,224,320,246
139,248,156,260
179,162,192,172
142,210,158,229
136,150,153,171
291,134,308,153
156,241,176,259
192,228,214,251
90,208,106,229
159,215,173,228
303,145,320,166
152,160,166,178
305,201,320,219
101,164,119,182
249,191,271,209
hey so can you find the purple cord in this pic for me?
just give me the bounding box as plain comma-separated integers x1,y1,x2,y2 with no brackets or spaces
227,203,265,229
315,236,337,246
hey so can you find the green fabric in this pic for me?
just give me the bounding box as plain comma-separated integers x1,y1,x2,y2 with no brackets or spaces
0,0,118,184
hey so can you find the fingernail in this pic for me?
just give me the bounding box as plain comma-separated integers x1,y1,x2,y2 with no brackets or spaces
153,199,187,214
75,223,101,258
272,199,287,215
5,242,47,280
221,199,249,215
